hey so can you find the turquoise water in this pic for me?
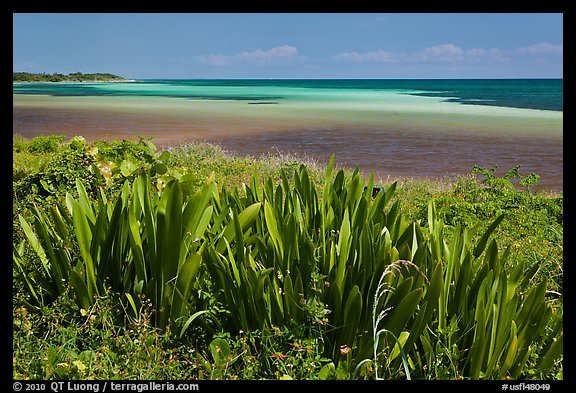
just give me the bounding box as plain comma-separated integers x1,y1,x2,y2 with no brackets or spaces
13,79,563,111
13,79,563,190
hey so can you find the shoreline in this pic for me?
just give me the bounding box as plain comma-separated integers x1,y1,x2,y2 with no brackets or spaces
12,131,564,194
13,79,137,84
12,90,563,193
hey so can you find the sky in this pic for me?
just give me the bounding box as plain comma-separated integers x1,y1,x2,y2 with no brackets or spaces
12,13,563,79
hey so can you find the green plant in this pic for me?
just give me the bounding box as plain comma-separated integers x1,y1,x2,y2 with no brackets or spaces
14,172,215,333
13,137,100,203
419,201,563,379
354,260,432,380
26,135,66,153
92,137,172,193
14,149,563,380
519,173,541,194
473,164,540,193
208,337,233,379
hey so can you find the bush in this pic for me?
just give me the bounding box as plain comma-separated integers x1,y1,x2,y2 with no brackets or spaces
27,135,67,153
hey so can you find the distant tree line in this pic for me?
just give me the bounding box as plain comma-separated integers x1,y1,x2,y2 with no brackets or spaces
13,72,127,82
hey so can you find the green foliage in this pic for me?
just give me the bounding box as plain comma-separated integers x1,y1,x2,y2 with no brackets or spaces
473,164,541,193
13,138,563,380
93,137,172,193
15,173,214,335
423,203,562,379
14,134,66,154
403,167,562,295
93,138,155,163
12,136,172,242
13,137,101,208
13,72,127,82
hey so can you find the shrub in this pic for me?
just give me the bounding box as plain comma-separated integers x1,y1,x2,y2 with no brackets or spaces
27,135,66,153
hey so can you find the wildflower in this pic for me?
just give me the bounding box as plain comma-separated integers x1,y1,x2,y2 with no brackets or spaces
72,360,87,372
340,345,351,355
15,307,28,315
271,352,287,361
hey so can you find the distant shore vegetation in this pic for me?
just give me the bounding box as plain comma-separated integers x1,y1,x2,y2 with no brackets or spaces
13,71,130,83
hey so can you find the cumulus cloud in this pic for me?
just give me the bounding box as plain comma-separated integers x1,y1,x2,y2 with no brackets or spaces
515,42,563,56
466,48,501,58
333,49,400,63
196,45,298,66
334,42,561,66
418,44,464,62
334,43,507,64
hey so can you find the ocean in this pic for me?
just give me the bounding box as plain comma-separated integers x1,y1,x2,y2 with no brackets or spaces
13,79,563,191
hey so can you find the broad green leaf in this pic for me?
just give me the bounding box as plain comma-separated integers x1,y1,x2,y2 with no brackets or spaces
171,252,202,321
152,163,168,175
120,160,137,177
224,238,241,287
389,331,410,362
124,293,139,320
404,261,443,353
342,285,363,346
194,206,213,240
500,321,519,375
318,362,336,380
72,200,98,299
49,205,69,241
69,270,91,310
470,296,487,379
210,338,231,365
75,178,96,225
233,209,245,264
180,310,210,338
156,180,183,328
336,209,351,288
324,154,335,185
264,201,283,258
13,245,44,305
127,207,147,283
386,277,414,311
218,202,262,253
384,288,422,338
473,213,505,258
31,209,68,293
18,215,50,275
537,333,563,371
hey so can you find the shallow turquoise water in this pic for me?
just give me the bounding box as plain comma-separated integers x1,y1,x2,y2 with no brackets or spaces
13,79,563,111
13,79,563,190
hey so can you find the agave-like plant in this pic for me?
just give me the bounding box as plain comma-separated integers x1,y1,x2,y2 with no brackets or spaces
15,172,215,332
14,157,562,379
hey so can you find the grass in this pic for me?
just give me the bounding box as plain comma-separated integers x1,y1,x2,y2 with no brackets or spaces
160,141,328,193
12,134,563,380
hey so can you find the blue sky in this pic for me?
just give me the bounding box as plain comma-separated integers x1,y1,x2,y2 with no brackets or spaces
13,13,563,79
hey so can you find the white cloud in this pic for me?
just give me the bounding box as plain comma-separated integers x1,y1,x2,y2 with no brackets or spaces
515,42,563,56
333,49,400,63
419,44,464,62
466,48,495,58
465,48,508,62
334,43,508,64
196,45,298,66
